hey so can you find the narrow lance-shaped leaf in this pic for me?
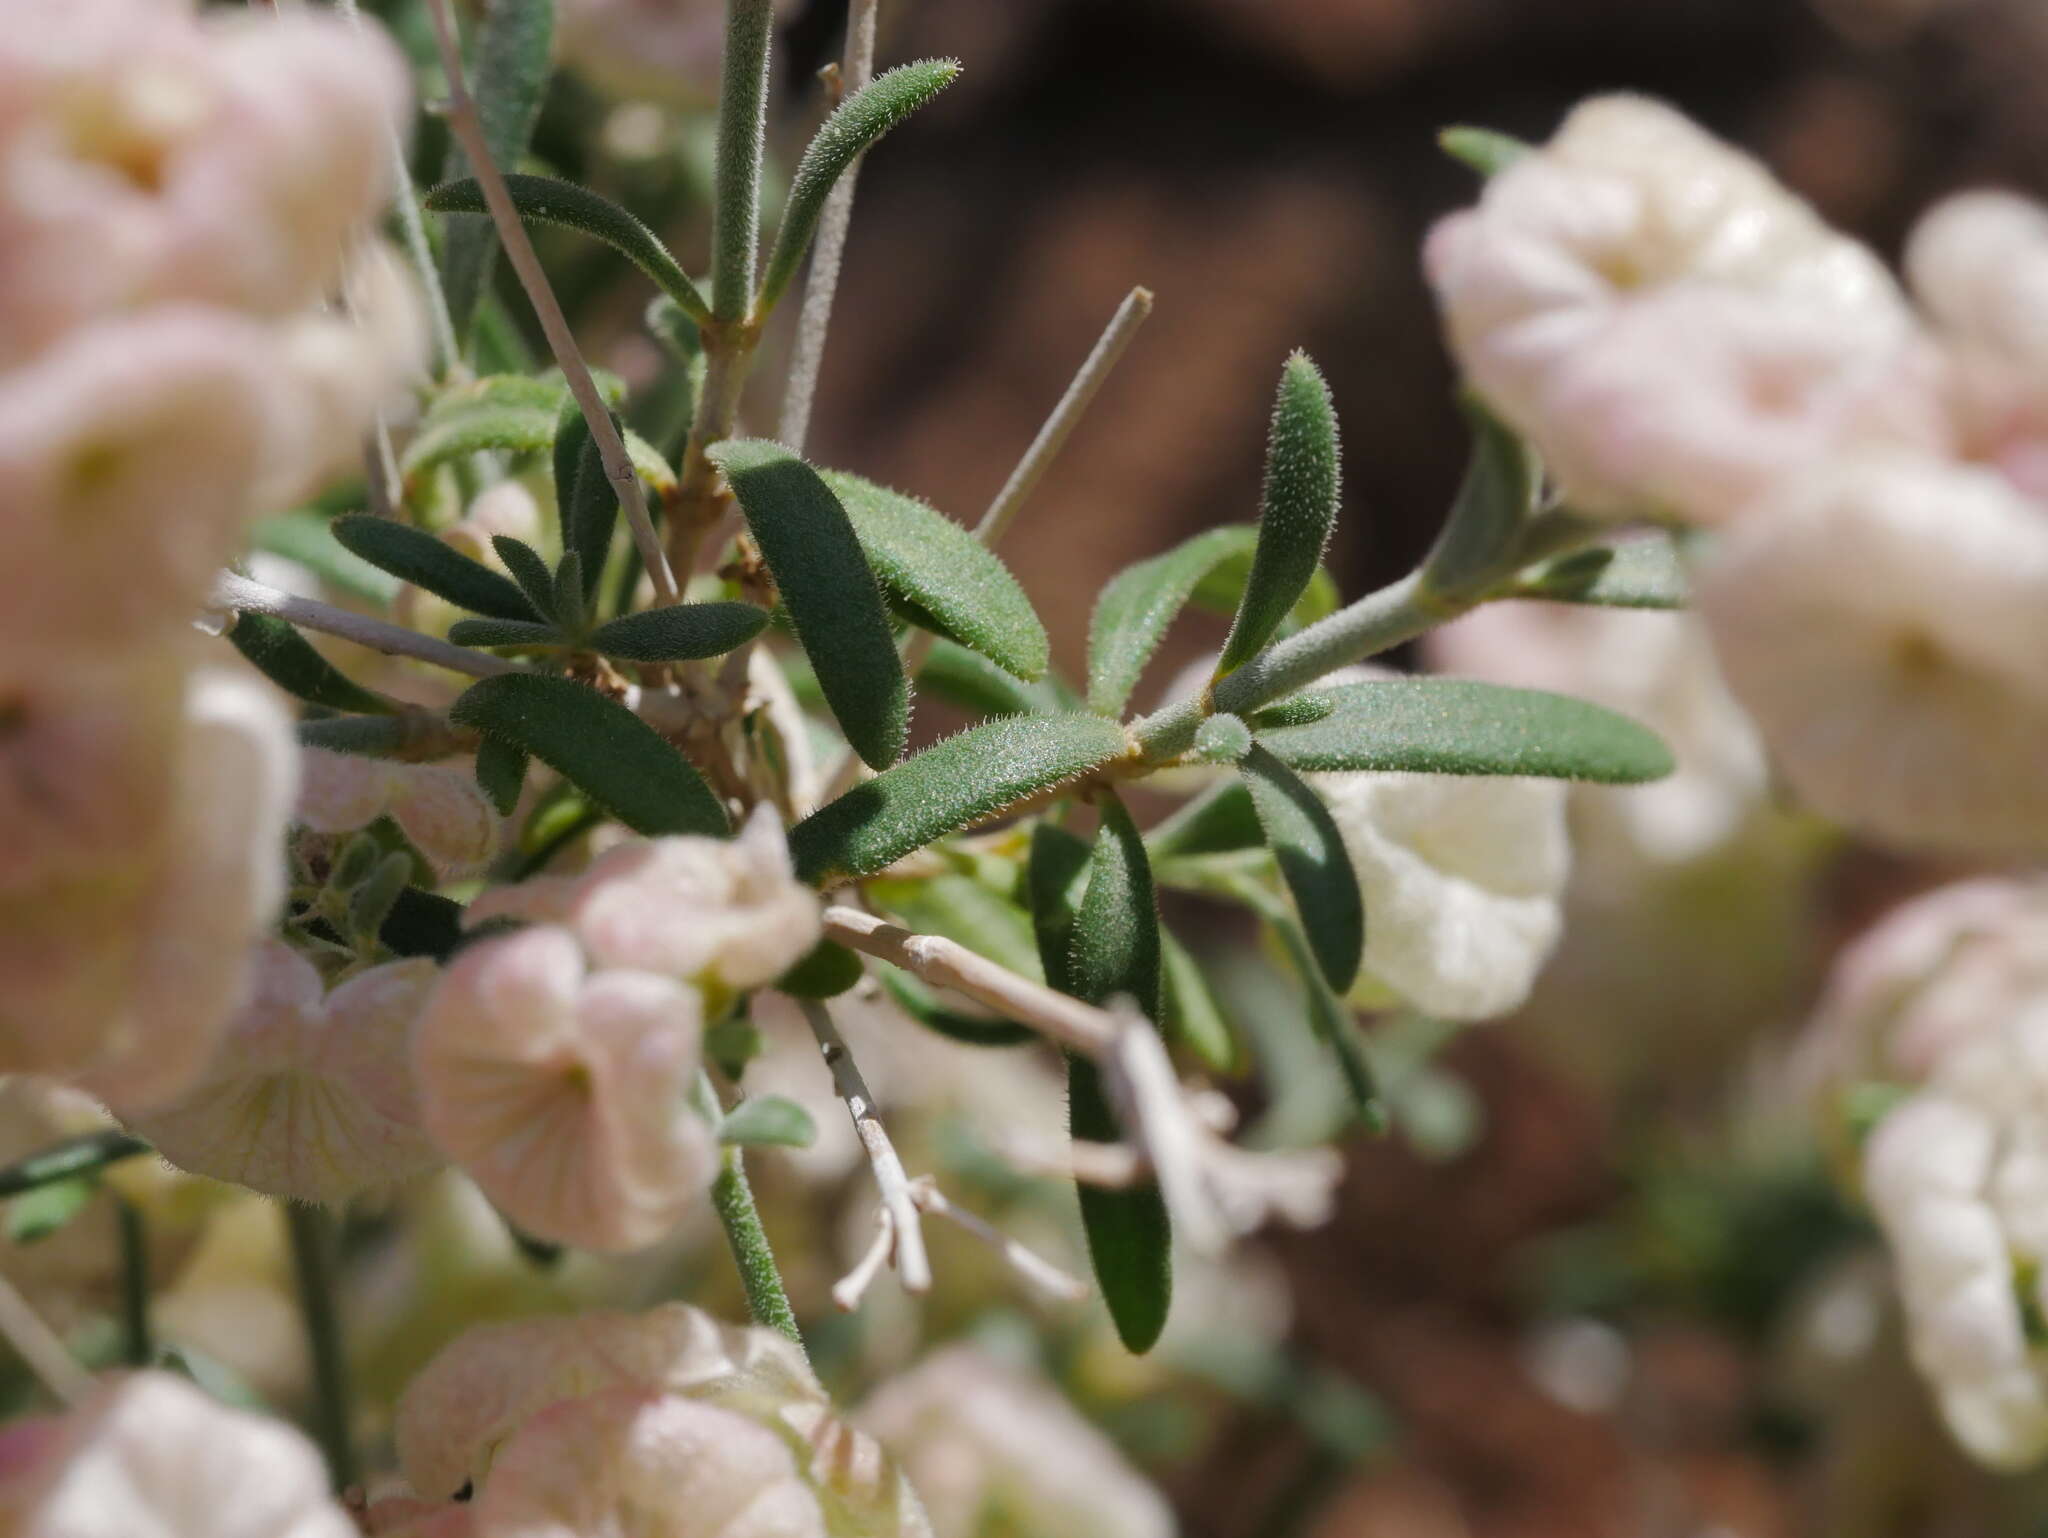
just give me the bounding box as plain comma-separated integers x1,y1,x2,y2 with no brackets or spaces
492,534,559,621
438,0,556,341
1160,930,1239,1075
451,673,729,836
1440,125,1533,177
822,470,1049,680
1238,743,1363,993
710,440,908,769
718,1096,817,1149
1419,400,1541,599
552,402,621,601
1087,525,1257,717
1144,779,1264,864
756,59,963,312
331,514,538,621
880,971,1035,1048
1216,352,1341,678
445,617,564,649
426,174,711,324
1511,533,1689,610
251,510,398,606
227,612,398,715
1255,678,1676,783
1057,792,1173,1356
915,638,1050,721
789,713,1128,886
588,602,769,662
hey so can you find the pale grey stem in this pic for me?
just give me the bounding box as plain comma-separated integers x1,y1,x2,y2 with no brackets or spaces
974,286,1153,546
775,0,881,452
799,997,931,1294
0,1268,91,1407
421,0,681,605
336,0,460,376
907,1177,1089,1302
210,571,525,679
830,1206,894,1311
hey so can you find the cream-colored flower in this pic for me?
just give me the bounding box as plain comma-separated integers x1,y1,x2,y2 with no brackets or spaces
126,940,442,1204
1314,770,1570,1021
0,1370,356,1538
860,1346,1175,1538
468,804,821,1001
1909,190,2048,383
411,927,714,1251
296,748,504,879
0,661,297,1110
1694,454,2048,854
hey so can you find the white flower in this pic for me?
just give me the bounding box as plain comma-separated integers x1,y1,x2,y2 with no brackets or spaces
1314,770,1570,1021
0,1370,356,1538
1908,190,2048,383
411,926,714,1252
296,748,504,880
859,1346,1176,1538
1694,454,2048,855
126,940,443,1204
468,804,822,1002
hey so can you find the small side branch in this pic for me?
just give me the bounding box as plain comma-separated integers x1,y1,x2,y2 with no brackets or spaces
209,571,525,681
907,1177,1088,1302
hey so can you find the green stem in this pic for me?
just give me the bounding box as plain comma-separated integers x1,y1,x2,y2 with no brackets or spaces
113,1199,152,1367
0,1131,149,1198
711,0,776,322
709,1146,806,1356
284,1204,357,1491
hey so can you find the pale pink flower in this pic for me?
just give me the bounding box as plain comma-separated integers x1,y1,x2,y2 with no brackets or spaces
297,748,503,880
0,1370,355,1538
861,1346,1175,1538
126,940,442,1204
1909,191,2048,383
411,927,714,1251
0,662,297,1110
469,805,821,1001
1695,454,2048,854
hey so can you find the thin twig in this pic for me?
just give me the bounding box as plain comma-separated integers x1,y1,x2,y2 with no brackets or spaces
420,0,680,604
906,1177,1089,1302
831,1206,895,1310
209,571,525,680
285,1203,357,1491
798,998,931,1294
775,0,880,452
0,1268,91,1407
975,286,1153,546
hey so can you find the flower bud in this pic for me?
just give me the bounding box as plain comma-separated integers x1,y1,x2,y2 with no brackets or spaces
411,928,714,1252
297,747,503,880
125,940,442,1204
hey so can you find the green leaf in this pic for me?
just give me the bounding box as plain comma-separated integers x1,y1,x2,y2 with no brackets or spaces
1161,931,1239,1074
1217,352,1342,677
297,715,413,758
1190,550,1339,634
1192,713,1252,765
789,714,1127,886
757,59,963,311
1058,792,1172,1355
551,551,588,636
709,441,908,769
331,514,538,621
587,602,769,662
868,871,1045,981
878,970,1035,1048
1086,525,1257,717
1238,743,1363,993
552,403,621,602
227,612,397,715
1440,125,1533,177
1421,401,1541,599
404,401,677,494
1026,821,1093,983
425,173,711,323
914,638,1050,720
492,535,560,620
1254,678,1675,783
348,851,415,943
380,887,468,961
821,470,1049,680
774,939,863,999
250,509,399,605
0,1131,150,1199
7,1175,95,1245
446,617,565,649
1145,780,1265,864
1266,903,1381,1126
718,1096,817,1149
474,735,528,817
1246,692,1335,730
438,0,556,340
1512,534,1688,610
451,674,729,836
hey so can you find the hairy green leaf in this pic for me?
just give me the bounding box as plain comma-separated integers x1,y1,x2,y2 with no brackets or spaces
869,871,1045,981
227,612,396,714
550,552,588,635
1144,780,1264,864
551,403,621,602
1217,352,1342,677
1070,790,1163,1018
774,940,864,999
439,0,556,340
1087,525,1257,716
474,735,528,817
1192,713,1253,764
1255,678,1675,783
297,715,412,758
1440,125,1533,176
789,714,1128,886
0,1131,148,1200
426,173,711,323
822,470,1048,680
492,535,559,620
251,509,399,605
914,638,1051,720
1239,744,1363,993
1512,534,1689,610
588,602,769,662
404,403,676,494
446,617,565,649
381,887,467,961
718,1096,817,1149
1161,931,1239,1074
451,674,729,836
710,440,908,769
1026,821,1093,982
1264,900,1381,1126
1421,402,1541,598
757,59,963,311
1245,692,1336,730
332,514,538,621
